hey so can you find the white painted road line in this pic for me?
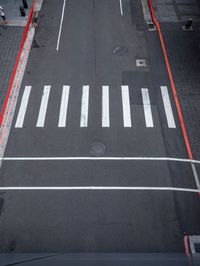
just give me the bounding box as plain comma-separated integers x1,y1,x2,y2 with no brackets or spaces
36,86,51,127
56,0,66,51
119,0,124,15
15,86,31,128
58,85,70,127
80,85,89,127
191,162,200,190
0,186,199,193
121,85,132,127
141,88,154,127
161,86,176,128
2,156,200,165
102,86,110,127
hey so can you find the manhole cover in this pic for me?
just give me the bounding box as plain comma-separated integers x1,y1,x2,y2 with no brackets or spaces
90,142,105,156
113,46,128,56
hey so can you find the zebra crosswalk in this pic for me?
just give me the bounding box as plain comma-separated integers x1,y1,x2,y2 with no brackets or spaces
14,85,177,129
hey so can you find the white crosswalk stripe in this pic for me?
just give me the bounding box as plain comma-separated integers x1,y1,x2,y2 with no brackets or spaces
36,85,51,127
121,85,132,127
58,85,70,127
161,86,176,128
141,88,154,128
80,85,89,127
14,84,177,129
102,86,110,127
15,86,31,128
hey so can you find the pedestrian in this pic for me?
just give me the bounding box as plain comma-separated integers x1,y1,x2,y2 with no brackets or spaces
0,6,7,27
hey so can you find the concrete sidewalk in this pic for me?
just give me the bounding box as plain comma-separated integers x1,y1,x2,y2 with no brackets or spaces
152,0,200,160
153,0,200,22
0,0,33,114
0,0,33,26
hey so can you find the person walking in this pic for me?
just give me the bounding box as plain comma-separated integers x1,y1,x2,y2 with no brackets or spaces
0,6,7,27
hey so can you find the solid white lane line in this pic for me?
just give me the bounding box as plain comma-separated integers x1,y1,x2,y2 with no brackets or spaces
15,86,31,128
161,86,176,128
0,186,199,193
119,0,124,15
36,86,51,127
121,85,132,127
141,88,154,127
80,86,89,127
2,156,200,165
102,86,110,127
58,85,70,127
191,162,200,190
56,0,67,51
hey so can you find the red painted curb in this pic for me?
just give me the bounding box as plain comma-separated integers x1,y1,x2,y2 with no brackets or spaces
147,0,193,161
184,235,190,256
0,0,36,126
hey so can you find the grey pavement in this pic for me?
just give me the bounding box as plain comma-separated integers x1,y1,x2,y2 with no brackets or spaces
0,0,33,120
153,0,200,168
153,0,200,21
0,27,23,111
0,0,32,26
0,0,200,255
161,22,200,161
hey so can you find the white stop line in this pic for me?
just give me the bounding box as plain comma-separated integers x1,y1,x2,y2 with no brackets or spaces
119,0,123,16
0,186,199,193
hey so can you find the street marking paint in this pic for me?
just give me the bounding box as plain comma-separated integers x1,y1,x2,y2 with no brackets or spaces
121,85,132,127
36,86,51,127
191,162,200,190
15,86,31,128
161,86,176,128
119,0,124,15
2,156,200,165
0,186,199,193
58,85,70,127
102,86,110,127
56,0,66,51
80,85,89,127
141,88,154,127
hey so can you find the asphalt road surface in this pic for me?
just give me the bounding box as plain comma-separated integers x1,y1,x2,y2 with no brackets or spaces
0,0,200,253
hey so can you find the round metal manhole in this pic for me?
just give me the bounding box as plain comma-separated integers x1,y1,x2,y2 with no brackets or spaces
112,46,128,56
90,142,105,156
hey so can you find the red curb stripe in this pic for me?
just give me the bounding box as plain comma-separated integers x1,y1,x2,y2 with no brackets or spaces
0,0,36,126
184,235,190,256
147,0,193,161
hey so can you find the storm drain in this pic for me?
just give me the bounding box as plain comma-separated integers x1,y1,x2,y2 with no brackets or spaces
136,59,147,67
147,21,156,31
